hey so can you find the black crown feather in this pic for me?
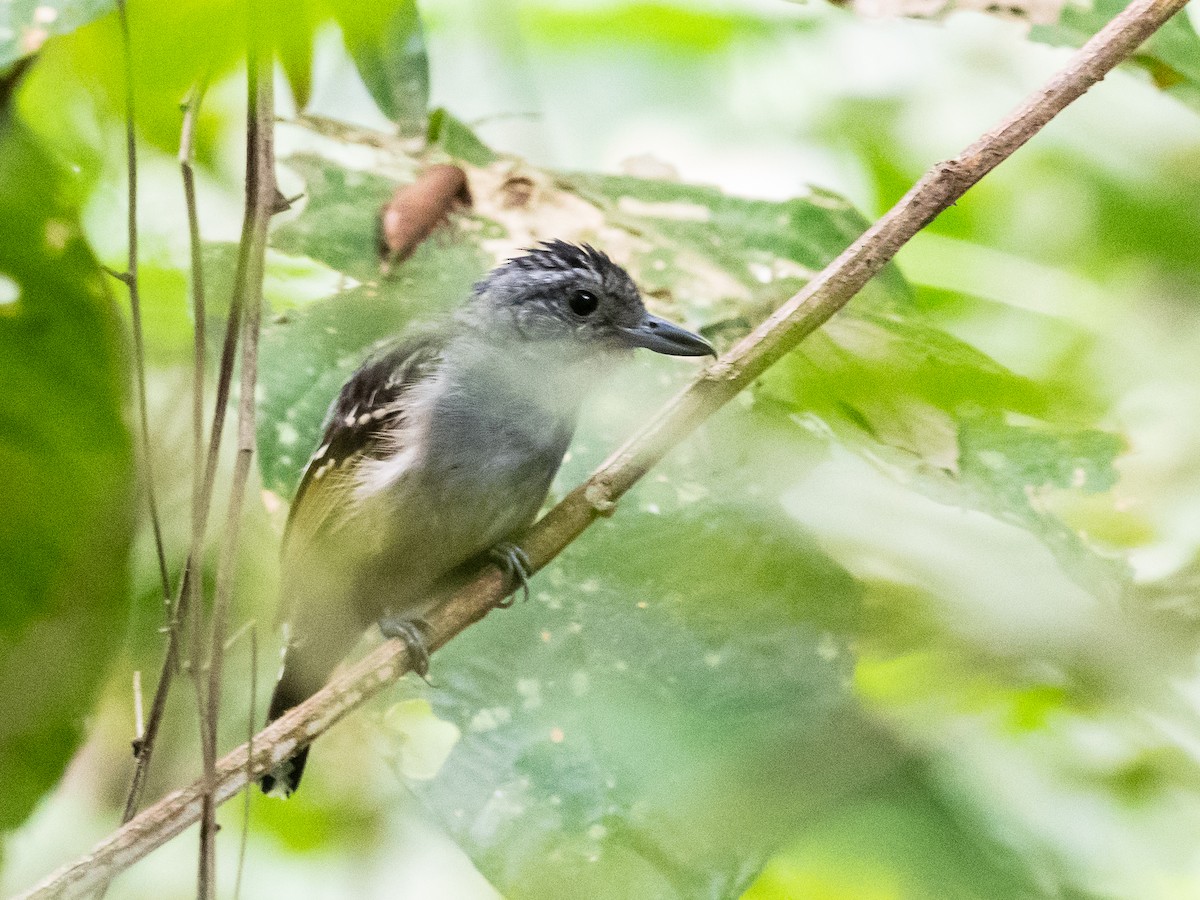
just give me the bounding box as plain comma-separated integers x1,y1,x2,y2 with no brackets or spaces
475,240,626,295
513,240,616,274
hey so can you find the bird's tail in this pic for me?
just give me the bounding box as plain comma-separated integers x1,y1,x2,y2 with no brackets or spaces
259,635,346,796
258,670,313,796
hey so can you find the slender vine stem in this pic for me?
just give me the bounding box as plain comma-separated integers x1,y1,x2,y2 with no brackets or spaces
118,72,260,825
112,0,171,610
179,83,212,774
197,13,277,895
232,627,258,900
14,0,1190,896
117,82,221,828
87,10,176,898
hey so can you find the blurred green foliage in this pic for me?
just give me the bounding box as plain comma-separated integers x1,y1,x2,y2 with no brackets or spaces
0,94,132,833
329,0,428,131
1033,0,1200,111
5,0,1200,898
0,0,113,69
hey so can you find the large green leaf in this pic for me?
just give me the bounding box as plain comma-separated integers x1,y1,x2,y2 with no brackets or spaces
0,102,132,830
411,433,861,897
11,0,420,161
396,409,1081,898
328,0,429,134
760,334,1128,601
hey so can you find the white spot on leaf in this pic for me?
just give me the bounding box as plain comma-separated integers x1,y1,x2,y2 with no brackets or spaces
516,678,542,709
468,706,512,732
617,196,711,222
276,421,299,447
817,632,841,661
381,699,460,780
0,274,19,307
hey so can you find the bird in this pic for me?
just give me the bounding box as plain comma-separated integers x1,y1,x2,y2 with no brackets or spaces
260,240,714,796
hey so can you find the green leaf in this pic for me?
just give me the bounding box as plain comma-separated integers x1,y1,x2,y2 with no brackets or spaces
426,107,497,167
272,0,321,110
1031,0,1200,111
14,0,239,163
956,416,1127,598
328,0,428,134
760,314,1128,599
401,413,864,897
0,106,132,831
743,777,1093,900
0,0,114,71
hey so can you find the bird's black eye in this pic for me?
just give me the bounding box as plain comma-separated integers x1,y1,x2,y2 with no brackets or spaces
569,289,599,316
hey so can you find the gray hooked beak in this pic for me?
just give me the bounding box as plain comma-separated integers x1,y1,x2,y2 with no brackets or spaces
619,313,716,358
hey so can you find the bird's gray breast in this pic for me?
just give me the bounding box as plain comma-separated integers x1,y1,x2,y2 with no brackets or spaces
355,360,574,578
422,377,575,533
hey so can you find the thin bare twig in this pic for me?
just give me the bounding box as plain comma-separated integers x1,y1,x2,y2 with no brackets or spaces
198,15,277,895
118,71,248,825
88,11,175,898
178,89,218,873
14,0,1189,896
180,83,211,765
113,0,171,610
181,84,208,550
233,627,258,900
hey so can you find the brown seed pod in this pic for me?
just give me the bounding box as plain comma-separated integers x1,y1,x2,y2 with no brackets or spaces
378,163,472,273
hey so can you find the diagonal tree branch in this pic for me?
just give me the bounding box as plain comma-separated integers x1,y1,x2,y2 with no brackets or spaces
14,0,1189,896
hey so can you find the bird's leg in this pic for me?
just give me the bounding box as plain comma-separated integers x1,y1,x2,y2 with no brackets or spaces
489,542,532,608
378,615,432,679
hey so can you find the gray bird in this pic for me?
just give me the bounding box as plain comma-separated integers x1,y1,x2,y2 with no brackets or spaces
261,240,713,795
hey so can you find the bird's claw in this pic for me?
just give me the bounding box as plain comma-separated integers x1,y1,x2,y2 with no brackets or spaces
379,615,432,679
489,543,532,609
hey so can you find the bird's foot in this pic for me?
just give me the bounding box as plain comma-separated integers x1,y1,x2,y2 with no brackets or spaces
379,615,432,679
489,542,532,609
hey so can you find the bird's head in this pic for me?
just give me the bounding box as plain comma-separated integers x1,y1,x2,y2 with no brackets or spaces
469,240,714,358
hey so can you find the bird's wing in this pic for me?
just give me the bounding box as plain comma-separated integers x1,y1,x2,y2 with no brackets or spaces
276,330,447,624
